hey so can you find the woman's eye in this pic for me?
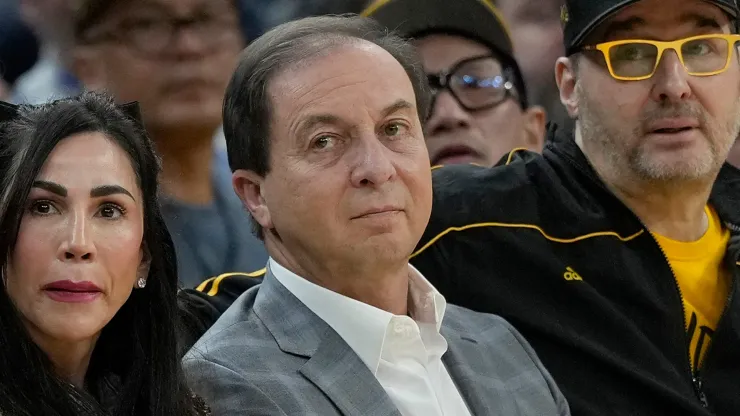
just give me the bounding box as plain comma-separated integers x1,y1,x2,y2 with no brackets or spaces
98,204,125,219
30,201,58,216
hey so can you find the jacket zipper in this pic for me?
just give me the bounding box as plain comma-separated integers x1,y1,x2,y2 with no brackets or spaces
554,147,714,407
694,234,739,405
649,233,709,407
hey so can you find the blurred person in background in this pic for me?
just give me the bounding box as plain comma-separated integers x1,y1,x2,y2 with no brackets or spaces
239,0,368,30
71,0,268,288
0,1,40,101
496,0,573,132
363,0,546,167
12,0,81,104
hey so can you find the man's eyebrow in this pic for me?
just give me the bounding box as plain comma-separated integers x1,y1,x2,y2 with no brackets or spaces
32,180,67,197
295,114,343,138
90,185,136,202
601,17,646,41
380,99,415,118
679,13,722,30
601,13,722,42
294,100,415,138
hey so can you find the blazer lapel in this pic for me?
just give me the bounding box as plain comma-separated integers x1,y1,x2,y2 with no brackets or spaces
301,329,402,416
254,271,401,416
441,326,519,416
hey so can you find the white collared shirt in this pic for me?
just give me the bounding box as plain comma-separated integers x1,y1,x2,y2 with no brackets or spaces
269,258,472,416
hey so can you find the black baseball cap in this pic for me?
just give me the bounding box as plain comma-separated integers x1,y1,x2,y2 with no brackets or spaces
562,0,739,55
362,0,529,108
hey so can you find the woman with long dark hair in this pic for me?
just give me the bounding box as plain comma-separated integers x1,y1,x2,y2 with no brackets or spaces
0,92,209,415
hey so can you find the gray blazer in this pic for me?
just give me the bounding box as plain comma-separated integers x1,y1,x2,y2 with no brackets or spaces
183,270,570,415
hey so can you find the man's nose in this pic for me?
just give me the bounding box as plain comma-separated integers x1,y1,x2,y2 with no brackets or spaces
349,133,397,188
425,90,474,136
650,50,692,103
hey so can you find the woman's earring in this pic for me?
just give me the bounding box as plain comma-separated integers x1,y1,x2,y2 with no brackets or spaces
136,277,147,289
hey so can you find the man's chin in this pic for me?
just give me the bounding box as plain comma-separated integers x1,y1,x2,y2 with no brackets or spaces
632,154,718,182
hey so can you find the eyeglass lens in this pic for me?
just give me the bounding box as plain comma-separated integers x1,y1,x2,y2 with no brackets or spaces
607,37,730,78
435,57,511,110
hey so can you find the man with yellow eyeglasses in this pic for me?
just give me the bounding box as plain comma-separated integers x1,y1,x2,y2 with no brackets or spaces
409,0,740,415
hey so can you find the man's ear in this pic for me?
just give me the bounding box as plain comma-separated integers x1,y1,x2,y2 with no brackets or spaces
233,170,272,230
71,46,107,91
555,56,579,118
521,105,547,152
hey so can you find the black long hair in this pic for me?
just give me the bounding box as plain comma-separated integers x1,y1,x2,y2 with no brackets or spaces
0,92,204,415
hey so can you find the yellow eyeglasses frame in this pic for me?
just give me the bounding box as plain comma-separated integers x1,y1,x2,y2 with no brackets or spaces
581,34,740,81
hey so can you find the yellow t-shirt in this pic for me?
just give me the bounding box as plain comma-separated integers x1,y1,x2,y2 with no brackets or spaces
653,205,731,372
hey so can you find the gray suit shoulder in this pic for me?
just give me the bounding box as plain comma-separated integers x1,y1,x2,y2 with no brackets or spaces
443,303,571,416
442,303,522,336
184,285,264,363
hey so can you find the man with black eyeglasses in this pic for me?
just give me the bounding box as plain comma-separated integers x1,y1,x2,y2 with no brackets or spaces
362,0,547,167
71,0,268,288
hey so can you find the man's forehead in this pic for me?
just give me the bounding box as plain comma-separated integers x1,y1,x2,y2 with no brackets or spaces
269,45,416,129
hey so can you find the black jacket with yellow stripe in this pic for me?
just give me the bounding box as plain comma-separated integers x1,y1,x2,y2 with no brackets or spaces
177,124,740,416
411,124,740,416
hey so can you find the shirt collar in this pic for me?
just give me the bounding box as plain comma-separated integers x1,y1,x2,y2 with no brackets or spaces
268,258,447,375
407,264,447,331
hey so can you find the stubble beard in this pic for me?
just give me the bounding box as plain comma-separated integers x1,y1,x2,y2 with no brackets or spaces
576,83,740,185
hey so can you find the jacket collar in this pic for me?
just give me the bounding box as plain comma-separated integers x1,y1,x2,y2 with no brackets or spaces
253,270,402,416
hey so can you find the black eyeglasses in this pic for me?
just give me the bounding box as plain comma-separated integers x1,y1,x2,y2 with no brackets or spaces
426,55,520,112
81,13,240,57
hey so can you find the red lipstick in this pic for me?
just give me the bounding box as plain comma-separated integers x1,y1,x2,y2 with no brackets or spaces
42,280,102,303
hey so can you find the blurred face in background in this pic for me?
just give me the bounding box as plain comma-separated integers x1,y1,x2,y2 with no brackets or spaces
416,34,545,167
20,0,76,46
73,0,244,143
497,0,569,128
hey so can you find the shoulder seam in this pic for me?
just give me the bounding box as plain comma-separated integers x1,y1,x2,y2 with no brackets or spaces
411,222,644,259
195,269,266,295
206,269,266,296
